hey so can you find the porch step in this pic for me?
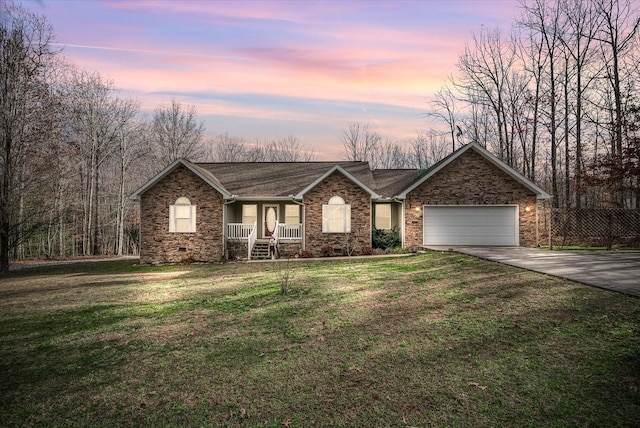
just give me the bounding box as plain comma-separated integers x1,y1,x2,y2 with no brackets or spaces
251,240,273,260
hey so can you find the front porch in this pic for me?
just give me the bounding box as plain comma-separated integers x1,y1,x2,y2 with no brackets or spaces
225,200,304,260
226,222,303,260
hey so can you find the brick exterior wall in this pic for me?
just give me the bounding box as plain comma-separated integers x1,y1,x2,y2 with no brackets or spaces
140,165,224,264
138,151,542,264
302,171,372,257
278,242,303,258
404,149,539,248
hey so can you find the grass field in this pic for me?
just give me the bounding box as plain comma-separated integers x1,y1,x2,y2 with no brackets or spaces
1,252,639,427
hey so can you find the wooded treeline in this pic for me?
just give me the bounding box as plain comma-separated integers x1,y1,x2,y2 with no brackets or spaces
1,0,639,271
342,0,640,213
448,0,640,211
0,2,319,271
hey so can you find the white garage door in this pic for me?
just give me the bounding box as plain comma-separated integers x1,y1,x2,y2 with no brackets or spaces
423,205,519,246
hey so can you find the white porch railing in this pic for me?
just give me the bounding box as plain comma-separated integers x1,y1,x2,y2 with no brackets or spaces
272,221,280,245
247,223,257,260
227,223,255,239
277,223,302,241
227,222,257,259
227,222,301,259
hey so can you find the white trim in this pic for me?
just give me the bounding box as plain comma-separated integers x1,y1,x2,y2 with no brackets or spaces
302,204,306,250
129,158,230,200
398,143,551,200
232,196,295,201
422,204,519,246
263,204,279,238
401,200,406,248
284,204,300,224
169,198,197,233
322,197,351,233
294,165,380,199
242,204,258,226
169,205,176,233
374,203,392,230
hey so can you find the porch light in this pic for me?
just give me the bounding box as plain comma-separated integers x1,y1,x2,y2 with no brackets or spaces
525,206,531,212
415,206,421,212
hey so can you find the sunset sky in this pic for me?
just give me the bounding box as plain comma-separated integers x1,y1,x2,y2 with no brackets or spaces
22,0,522,159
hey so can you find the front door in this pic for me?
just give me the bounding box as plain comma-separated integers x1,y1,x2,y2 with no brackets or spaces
263,205,279,237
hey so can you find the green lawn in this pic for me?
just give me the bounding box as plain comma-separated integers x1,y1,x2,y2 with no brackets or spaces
1,253,639,427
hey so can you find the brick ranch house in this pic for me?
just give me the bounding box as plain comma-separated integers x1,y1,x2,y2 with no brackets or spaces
130,142,551,264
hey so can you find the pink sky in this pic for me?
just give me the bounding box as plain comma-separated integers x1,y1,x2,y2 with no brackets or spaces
23,0,522,160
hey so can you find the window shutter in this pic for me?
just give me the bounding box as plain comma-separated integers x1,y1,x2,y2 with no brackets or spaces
322,205,328,232
191,205,197,232
169,205,176,232
345,205,351,233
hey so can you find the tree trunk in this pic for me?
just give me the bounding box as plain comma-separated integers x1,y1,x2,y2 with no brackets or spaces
564,59,571,209
0,143,9,273
116,151,126,256
91,159,99,255
550,56,559,208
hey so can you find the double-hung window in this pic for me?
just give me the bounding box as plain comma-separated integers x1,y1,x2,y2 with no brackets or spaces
242,204,257,222
285,204,300,224
169,197,196,233
375,203,392,230
322,196,351,233
242,204,257,224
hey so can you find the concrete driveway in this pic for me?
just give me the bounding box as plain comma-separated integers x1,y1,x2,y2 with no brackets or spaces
426,246,640,298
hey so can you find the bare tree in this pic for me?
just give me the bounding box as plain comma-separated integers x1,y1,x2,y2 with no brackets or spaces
515,17,548,182
268,135,317,162
376,140,413,169
112,99,143,255
212,134,316,162
427,84,459,153
340,122,381,167
0,1,59,272
454,27,517,162
212,133,249,162
559,0,601,208
411,131,450,169
65,68,126,255
150,98,205,169
519,0,565,207
460,95,494,148
592,0,639,206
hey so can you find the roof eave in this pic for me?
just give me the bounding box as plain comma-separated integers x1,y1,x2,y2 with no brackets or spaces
469,143,552,199
230,196,301,201
129,158,231,200
397,142,551,200
294,165,380,199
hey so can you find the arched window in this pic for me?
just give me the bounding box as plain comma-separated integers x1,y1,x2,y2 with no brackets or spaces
170,197,196,233
322,196,351,233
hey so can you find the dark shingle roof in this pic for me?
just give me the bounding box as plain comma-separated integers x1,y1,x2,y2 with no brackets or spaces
194,161,377,197
372,169,421,197
133,143,551,201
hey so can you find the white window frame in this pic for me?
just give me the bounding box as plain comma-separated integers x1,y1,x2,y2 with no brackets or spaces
322,196,351,233
169,197,196,233
375,203,392,230
285,204,300,224
242,204,258,225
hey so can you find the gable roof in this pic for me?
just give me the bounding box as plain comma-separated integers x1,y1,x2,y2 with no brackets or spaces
396,142,552,200
293,164,380,199
129,158,231,200
194,161,379,199
130,143,551,202
372,169,421,198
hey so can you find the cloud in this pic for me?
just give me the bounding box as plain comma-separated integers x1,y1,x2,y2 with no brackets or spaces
33,0,522,158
